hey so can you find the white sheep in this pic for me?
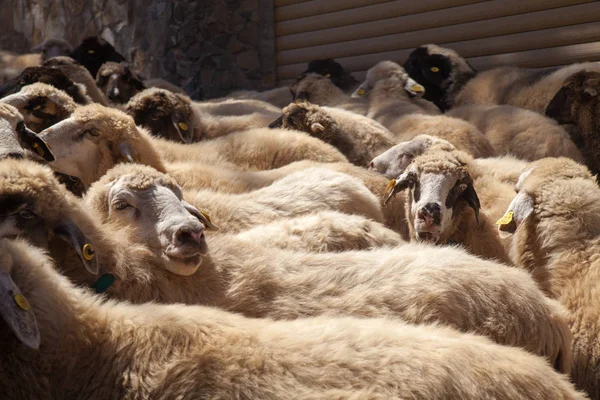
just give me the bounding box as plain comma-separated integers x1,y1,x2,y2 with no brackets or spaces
0,238,586,399
499,157,600,397
0,159,574,371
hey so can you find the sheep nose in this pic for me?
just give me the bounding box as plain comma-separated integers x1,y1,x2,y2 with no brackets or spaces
175,226,205,249
108,88,120,101
417,203,441,227
369,161,375,169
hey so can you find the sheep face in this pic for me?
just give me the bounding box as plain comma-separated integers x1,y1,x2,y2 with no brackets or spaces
0,103,54,161
126,89,194,143
96,62,146,104
351,61,425,99
87,165,216,276
0,159,99,274
69,36,126,78
387,150,480,244
276,102,333,136
546,71,599,126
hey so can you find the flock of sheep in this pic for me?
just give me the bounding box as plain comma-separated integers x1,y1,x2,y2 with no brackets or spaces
0,35,600,399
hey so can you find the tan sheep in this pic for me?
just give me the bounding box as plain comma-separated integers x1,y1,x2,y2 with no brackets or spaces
0,159,574,372
272,101,396,166
0,238,586,399
0,103,54,161
290,73,368,115
0,82,78,132
42,56,108,105
224,86,293,108
95,61,146,106
499,157,600,397
448,104,584,162
126,88,281,143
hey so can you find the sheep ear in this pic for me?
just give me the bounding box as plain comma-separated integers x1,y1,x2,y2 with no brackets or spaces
182,201,219,231
545,87,574,124
268,115,284,129
54,220,99,274
404,77,425,96
496,192,534,236
350,82,369,98
16,122,55,161
461,183,480,224
311,123,325,133
171,113,194,144
118,141,141,163
383,171,414,205
0,266,40,349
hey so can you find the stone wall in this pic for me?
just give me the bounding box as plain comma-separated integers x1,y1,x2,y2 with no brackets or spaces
1,0,276,100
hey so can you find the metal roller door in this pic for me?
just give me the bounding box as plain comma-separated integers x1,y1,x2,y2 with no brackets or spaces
274,0,600,86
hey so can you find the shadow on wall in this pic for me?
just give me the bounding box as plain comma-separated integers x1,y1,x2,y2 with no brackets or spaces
0,0,276,100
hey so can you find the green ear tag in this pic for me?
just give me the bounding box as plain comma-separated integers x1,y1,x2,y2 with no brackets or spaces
92,273,115,294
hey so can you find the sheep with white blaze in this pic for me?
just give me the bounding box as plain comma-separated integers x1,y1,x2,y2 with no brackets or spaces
0,238,587,399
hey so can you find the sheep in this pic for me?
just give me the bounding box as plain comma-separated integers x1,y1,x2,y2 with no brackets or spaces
30,37,73,62
499,157,600,397
224,86,293,108
0,83,78,132
233,210,403,252
0,239,586,400
447,104,585,162
545,71,600,175
143,77,186,94
126,88,281,143
0,50,41,70
290,73,368,115
96,61,146,105
0,66,92,105
354,61,495,158
404,44,600,112
384,146,511,263
271,101,396,166
0,103,54,161
303,58,361,93
69,36,126,78
43,56,108,105
0,159,574,371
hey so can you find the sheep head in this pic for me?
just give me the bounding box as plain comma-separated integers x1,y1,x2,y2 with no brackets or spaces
303,58,360,93
0,159,99,275
96,62,146,105
1,83,78,133
370,135,455,179
69,36,126,78
85,164,217,276
274,101,335,137
403,44,477,111
31,38,73,62
126,88,195,144
0,103,54,161
498,157,599,275
385,149,480,244
290,73,345,104
39,103,165,188
351,61,425,99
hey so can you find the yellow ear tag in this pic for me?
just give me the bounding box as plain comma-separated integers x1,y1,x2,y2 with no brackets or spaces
430,67,439,73
357,89,365,96
200,211,212,223
132,151,141,163
32,142,45,157
82,243,95,261
88,50,95,54
324,73,331,78
178,122,189,131
384,179,396,197
14,294,30,311
496,211,514,226
411,84,424,93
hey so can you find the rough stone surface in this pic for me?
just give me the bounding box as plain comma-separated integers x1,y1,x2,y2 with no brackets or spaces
0,0,276,100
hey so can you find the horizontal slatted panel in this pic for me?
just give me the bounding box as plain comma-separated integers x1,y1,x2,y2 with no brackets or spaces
274,0,311,7
275,0,394,22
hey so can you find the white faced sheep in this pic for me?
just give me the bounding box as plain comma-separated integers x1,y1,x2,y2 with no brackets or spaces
126,88,281,143
545,71,600,175
0,103,54,161
96,61,146,106
42,56,108,105
404,43,600,113
354,61,495,158
384,147,510,263
499,157,600,397
0,83,78,132
447,104,585,162
0,238,587,399
290,73,368,115
0,159,574,371
270,101,396,166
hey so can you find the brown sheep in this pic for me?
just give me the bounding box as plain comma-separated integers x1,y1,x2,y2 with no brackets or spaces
43,56,108,105
95,61,146,105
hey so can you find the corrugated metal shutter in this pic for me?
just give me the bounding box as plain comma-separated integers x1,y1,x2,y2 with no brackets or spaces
274,0,600,86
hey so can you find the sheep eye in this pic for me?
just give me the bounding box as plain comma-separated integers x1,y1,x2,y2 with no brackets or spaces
17,209,36,220
85,129,99,137
113,201,131,211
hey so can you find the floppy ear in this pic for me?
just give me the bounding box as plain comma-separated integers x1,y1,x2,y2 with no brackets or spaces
170,112,194,144
268,115,284,129
383,171,415,205
461,181,481,224
54,219,99,274
350,81,370,98
16,122,55,161
118,141,141,163
0,266,40,349
404,77,425,96
545,86,575,124
182,201,219,231
496,192,535,236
